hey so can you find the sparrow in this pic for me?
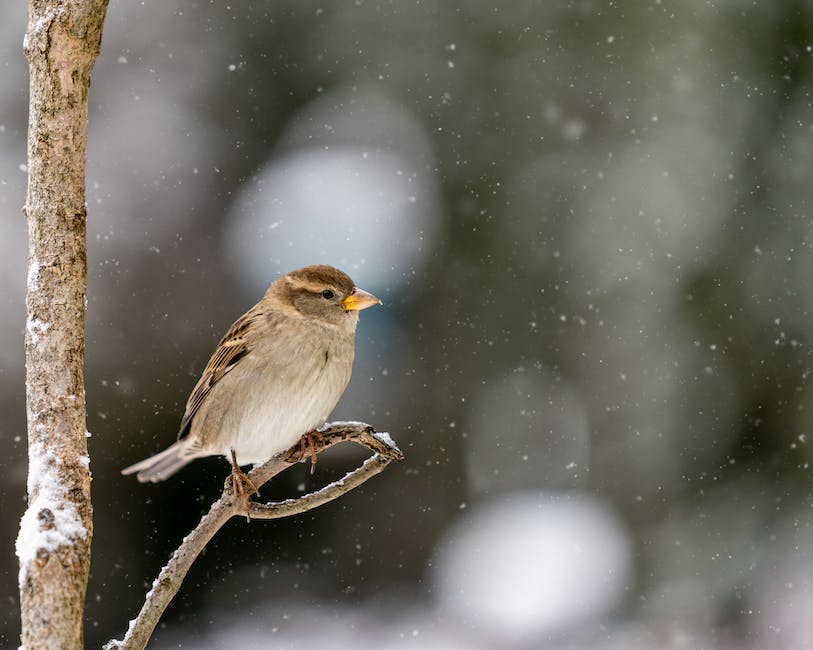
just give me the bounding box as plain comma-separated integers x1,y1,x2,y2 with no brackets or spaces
122,264,381,492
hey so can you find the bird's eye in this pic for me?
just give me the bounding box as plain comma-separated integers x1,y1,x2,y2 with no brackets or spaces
321,289,335,300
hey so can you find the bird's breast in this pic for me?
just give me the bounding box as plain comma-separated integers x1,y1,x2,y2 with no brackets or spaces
199,326,355,465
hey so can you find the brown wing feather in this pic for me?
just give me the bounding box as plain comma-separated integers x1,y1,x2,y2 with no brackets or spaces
177,305,263,440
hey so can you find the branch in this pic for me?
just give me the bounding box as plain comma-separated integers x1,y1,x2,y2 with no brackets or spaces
19,2,109,648
105,422,402,650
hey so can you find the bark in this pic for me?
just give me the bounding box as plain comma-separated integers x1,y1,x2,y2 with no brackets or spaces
18,1,109,649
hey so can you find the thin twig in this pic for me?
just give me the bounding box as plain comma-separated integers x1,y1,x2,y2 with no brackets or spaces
105,422,402,650
248,454,394,519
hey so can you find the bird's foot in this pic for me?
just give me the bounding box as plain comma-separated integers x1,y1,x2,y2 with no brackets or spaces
230,449,258,521
299,431,320,475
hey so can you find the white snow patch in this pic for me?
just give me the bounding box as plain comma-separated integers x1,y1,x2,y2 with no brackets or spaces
33,13,51,34
26,259,42,311
16,441,88,582
27,258,41,292
319,419,367,430
372,430,399,452
23,9,59,51
26,318,50,345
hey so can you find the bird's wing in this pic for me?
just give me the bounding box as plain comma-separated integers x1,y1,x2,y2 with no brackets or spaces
177,305,264,440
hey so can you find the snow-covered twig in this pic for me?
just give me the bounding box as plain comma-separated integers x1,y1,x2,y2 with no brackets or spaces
105,421,402,650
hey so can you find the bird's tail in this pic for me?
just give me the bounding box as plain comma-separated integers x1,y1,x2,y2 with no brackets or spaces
121,440,199,483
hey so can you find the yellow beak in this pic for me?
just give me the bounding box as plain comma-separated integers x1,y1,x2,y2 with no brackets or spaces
342,287,382,312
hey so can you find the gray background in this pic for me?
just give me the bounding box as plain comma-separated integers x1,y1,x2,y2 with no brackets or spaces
1,1,810,648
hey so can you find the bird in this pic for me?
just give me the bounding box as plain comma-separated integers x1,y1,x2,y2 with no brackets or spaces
122,264,381,497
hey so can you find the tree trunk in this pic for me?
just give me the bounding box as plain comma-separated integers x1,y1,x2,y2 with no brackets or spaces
17,1,108,648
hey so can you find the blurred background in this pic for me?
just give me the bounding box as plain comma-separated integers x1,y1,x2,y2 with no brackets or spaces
1,1,811,648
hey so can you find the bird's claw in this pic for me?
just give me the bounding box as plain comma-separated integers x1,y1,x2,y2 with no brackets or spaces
230,449,258,521
300,431,319,475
